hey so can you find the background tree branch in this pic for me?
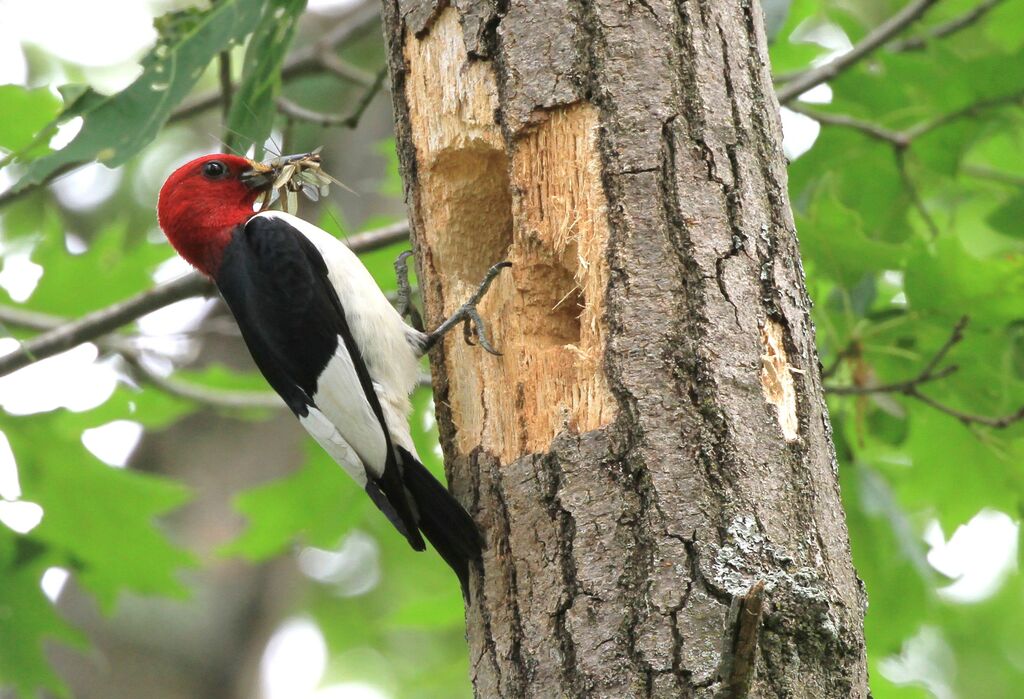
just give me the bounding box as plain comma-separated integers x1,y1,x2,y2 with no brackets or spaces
890,0,1007,51
775,0,941,103
0,221,409,378
825,317,1024,428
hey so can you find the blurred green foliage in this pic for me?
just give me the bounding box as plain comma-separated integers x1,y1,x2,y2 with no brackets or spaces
0,0,1022,697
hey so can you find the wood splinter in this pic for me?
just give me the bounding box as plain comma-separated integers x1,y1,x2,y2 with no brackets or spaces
717,579,767,699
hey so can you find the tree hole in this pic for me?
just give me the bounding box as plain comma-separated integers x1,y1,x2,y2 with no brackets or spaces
519,260,584,346
425,145,513,287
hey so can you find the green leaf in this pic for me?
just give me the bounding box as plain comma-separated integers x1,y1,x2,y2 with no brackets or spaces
899,408,1024,531
4,411,194,612
768,0,828,73
23,221,171,315
790,125,913,243
796,177,906,285
221,441,364,560
839,455,935,658
0,535,85,699
0,85,62,155
225,0,307,156
986,186,1024,238
904,236,1024,326
8,0,267,190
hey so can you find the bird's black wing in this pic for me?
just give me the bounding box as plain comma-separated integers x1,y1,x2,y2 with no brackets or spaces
214,216,425,550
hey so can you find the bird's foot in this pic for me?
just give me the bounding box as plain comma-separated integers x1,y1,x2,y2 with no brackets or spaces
421,261,511,356
393,251,424,331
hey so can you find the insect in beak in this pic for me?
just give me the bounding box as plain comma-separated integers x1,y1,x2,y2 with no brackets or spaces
246,148,343,214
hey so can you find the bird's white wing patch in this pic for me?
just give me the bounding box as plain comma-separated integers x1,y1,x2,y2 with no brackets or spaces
312,337,388,477
299,407,367,486
252,210,425,462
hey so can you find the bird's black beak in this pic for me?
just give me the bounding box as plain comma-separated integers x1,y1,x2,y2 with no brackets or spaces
240,152,318,191
240,163,275,191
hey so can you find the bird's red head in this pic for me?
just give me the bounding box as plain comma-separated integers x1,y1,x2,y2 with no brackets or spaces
157,154,271,276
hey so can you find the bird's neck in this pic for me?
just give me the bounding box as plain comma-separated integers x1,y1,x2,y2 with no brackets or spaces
158,199,253,277
170,223,236,277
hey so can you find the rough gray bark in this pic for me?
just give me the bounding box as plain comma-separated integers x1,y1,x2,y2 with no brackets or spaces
382,1,869,697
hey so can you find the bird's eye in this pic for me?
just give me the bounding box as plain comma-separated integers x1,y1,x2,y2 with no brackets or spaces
201,161,228,179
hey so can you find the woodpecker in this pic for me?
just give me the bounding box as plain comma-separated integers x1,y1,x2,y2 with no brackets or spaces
157,153,506,589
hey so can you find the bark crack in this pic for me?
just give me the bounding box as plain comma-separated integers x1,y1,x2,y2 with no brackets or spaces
543,446,588,696
490,460,530,694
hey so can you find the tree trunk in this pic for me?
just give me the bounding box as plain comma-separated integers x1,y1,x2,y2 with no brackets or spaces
381,2,869,697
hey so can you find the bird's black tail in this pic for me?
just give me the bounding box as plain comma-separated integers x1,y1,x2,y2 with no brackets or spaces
396,446,482,594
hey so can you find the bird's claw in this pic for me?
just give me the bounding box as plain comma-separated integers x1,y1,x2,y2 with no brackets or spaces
393,250,424,331
420,261,511,356
461,306,502,356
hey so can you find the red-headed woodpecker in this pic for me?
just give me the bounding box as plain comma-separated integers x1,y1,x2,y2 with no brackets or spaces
157,153,506,589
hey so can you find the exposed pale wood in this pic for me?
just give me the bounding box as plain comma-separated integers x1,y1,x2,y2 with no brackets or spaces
761,318,800,441
404,9,614,463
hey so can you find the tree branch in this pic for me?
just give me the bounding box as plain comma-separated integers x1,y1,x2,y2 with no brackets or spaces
903,391,1024,428
775,0,941,104
825,317,1024,428
903,89,1024,140
791,89,1024,149
0,221,409,378
0,303,431,412
890,0,1006,51
786,103,908,147
963,165,1024,187
895,149,941,238
826,316,966,396
276,66,388,129
0,303,285,410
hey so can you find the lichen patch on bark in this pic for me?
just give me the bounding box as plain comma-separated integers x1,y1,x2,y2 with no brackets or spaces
760,318,799,441
404,8,615,463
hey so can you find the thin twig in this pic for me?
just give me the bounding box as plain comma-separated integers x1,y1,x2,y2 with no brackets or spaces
342,66,388,128
775,0,941,104
219,51,233,118
0,221,409,378
895,149,942,238
218,50,233,147
786,104,909,147
826,316,966,396
119,352,285,410
903,391,1024,428
827,364,959,395
890,0,1006,51
277,65,388,129
826,317,1024,429
963,165,1024,187
792,89,1024,153
820,341,862,380
315,52,377,87
903,89,1024,140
